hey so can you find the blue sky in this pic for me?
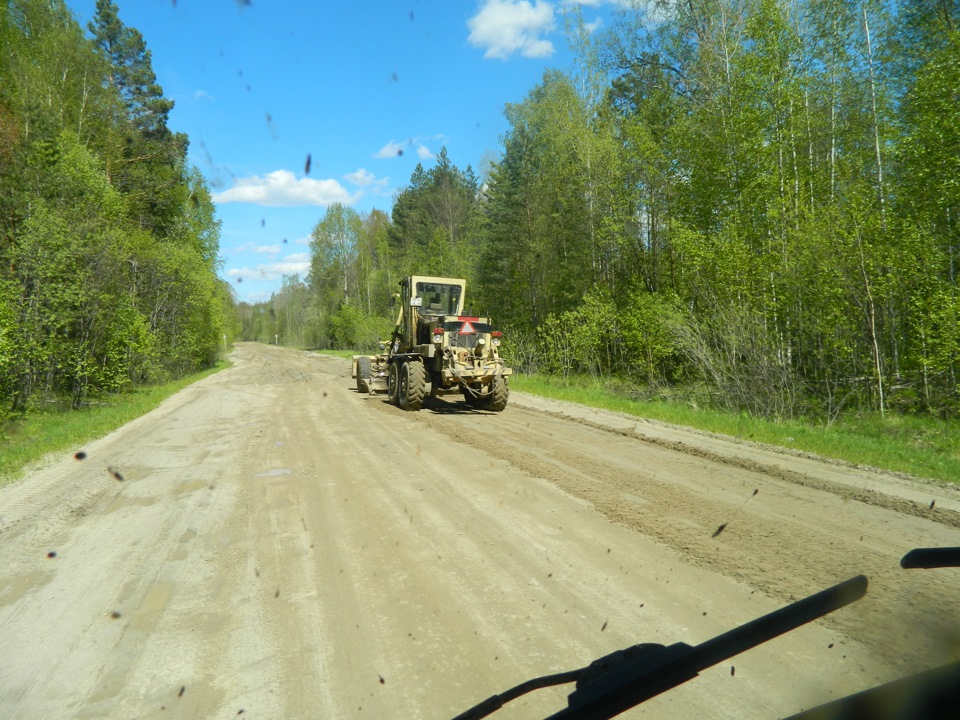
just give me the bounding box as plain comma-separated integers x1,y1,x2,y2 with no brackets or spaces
64,0,624,303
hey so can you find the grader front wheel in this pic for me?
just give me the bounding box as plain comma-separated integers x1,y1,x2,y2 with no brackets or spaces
460,383,480,408
356,356,371,393
387,361,400,405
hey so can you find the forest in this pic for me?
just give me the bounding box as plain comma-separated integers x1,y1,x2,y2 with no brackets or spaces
243,0,960,422
1,0,230,420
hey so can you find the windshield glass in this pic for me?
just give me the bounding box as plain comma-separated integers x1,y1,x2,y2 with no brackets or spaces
4,2,958,720
415,282,462,316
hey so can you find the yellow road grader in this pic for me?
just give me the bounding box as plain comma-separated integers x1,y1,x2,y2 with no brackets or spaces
352,275,511,411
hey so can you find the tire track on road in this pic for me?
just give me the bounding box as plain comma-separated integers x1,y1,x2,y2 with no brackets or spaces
379,397,960,678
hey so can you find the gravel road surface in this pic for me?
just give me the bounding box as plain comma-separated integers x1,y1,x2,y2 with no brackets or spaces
2,343,958,719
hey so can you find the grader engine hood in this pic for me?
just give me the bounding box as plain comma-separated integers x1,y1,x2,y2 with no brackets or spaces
441,318,497,344
430,316,504,358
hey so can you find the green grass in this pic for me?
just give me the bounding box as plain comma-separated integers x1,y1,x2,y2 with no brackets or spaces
510,373,960,485
0,361,230,485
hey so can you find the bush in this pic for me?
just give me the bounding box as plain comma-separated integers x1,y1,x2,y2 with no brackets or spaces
672,301,802,420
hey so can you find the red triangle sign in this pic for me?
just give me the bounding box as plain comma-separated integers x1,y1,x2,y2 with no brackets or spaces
459,320,476,335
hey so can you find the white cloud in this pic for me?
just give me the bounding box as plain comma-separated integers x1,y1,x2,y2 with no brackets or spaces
374,141,406,159
416,145,435,160
236,242,282,254
346,168,391,196
227,258,311,283
345,168,377,186
584,16,602,32
212,170,359,207
467,0,556,60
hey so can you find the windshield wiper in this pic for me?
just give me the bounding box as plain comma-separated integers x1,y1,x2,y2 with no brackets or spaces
900,546,960,569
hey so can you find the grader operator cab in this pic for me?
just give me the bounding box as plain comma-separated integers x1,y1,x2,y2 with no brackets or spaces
352,276,512,411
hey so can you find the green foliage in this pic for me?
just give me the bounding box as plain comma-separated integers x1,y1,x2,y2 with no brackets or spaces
620,289,683,384
897,29,960,274
672,298,803,420
482,0,955,420
301,204,396,349
389,148,481,281
0,1,225,417
324,304,391,352
479,70,615,327
88,0,187,237
538,290,616,379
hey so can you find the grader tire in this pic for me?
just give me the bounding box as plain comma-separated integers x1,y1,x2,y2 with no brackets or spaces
399,360,426,411
356,356,372,393
461,384,480,407
387,361,401,405
478,376,508,412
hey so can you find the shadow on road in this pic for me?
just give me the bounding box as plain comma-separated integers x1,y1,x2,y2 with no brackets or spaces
422,397,484,414
350,387,497,414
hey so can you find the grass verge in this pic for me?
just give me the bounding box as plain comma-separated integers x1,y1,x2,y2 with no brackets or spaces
510,374,960,485
0,360,230,485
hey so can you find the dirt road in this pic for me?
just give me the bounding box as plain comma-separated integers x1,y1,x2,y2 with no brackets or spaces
1,343,958,720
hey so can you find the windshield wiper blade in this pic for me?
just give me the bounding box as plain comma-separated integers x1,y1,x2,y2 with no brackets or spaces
900,547,960,569
450,670,583,720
